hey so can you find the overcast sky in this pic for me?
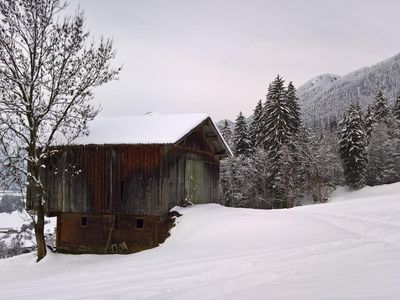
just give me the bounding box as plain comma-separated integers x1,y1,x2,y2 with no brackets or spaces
69,0,400,121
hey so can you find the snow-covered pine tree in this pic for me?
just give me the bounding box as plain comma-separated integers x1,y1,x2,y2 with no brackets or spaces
251,148,274,208
220,157,240,207
300,128,343,202
220,120,233,147
285,81,302,136
261,75,294,159
232,112,252,156
338,104,368,190
367,123,392,185
373,90,391,123
249,100,263,148
367,119,400,185
260,76,301,207
220,155,259,208
394,95,400,122
364,105,375,141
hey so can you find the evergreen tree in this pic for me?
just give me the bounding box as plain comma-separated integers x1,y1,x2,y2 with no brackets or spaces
367,122,400,185
364,105,375,140
251,148,274,208
394,95,400,122
285,81,302,135
260,76,301,207
249,100,263,148
270,144,295,208
220,157,241,207
373,90,391,123
220,120,233,147
304,129,343,202
220,155,260,208
338,104,368,190
232,112,252,156
261,75,293,158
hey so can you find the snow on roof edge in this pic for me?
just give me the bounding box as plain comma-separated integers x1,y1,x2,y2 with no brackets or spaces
209,119,233,157
70,113,212,146
169,114,209,145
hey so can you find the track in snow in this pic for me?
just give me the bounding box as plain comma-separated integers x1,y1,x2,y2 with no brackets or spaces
1,183,400,300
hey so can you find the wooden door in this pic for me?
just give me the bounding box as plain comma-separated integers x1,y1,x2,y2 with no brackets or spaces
185,159,210,204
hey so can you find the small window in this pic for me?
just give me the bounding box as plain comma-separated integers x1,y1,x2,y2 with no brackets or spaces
80,216,88,227
136,219,144,229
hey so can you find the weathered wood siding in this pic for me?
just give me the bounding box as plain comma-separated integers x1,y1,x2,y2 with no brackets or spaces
42,125,221,217
159,127,220,208
44,145,163,215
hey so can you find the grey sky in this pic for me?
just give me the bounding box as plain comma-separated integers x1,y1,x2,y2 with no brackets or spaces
69,0,400,121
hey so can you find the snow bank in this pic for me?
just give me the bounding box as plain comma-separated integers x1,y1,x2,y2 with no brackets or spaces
1,183,400,299
329,183,400,202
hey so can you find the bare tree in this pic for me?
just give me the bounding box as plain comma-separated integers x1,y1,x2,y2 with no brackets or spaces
0,0,120,261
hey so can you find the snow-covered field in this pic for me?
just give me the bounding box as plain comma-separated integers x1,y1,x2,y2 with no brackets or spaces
1,183,400,300
0,210,30,230
0,210,56,249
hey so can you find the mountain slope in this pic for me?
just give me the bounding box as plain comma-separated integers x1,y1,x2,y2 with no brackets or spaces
298,53,400,123
298,73,341,97
1,183,400,299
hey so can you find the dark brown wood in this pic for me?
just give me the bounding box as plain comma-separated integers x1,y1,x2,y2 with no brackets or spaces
56,212,174,254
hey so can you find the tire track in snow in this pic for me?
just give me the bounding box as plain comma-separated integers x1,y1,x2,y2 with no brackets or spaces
296,210,400,248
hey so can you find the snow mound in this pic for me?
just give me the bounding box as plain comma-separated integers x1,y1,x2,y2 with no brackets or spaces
1,183,400,299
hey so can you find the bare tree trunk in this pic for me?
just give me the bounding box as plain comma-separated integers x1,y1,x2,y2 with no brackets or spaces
35,203,47,261
29,160,47,262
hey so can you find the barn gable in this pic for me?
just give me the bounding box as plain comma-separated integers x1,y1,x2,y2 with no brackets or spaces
176,117,231,156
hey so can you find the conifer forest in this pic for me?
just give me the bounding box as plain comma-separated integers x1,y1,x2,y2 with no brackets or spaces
219,76,400,209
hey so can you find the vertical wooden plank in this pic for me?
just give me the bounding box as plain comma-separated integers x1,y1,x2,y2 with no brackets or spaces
83,146,88,212
88,146,93,212
99,146,103,212
139,146,143,214
61,151,66,212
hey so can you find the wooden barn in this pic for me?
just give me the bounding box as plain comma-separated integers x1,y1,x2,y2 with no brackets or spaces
31,113,231,254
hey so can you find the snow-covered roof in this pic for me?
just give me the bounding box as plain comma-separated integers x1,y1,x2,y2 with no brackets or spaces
71,113,230,153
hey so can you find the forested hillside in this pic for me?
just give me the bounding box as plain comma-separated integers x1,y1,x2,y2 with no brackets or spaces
297,53,400,126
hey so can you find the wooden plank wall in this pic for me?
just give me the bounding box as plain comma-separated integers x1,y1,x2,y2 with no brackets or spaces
43,126,221,216
159,128,220,209
44,145,163,215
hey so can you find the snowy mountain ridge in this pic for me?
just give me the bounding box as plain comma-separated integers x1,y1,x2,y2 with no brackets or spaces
297,53,400,123
298,73,340,92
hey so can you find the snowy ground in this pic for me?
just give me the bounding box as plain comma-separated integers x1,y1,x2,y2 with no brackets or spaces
0,210,30,230
1,183,400,300
0,210,56,248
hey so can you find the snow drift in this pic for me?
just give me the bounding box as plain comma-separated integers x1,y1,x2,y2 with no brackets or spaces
1,183,400,299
